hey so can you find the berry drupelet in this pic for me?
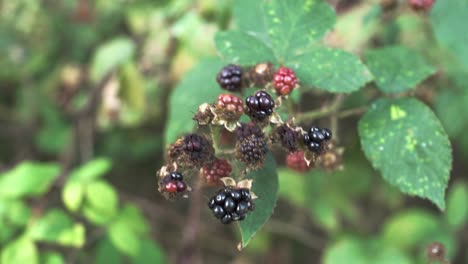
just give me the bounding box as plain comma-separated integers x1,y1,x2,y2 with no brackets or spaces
208,187,255,224
245,90,275,121
202,158,232,186
273,67,298,96
216,64,243,92
304,127,332,154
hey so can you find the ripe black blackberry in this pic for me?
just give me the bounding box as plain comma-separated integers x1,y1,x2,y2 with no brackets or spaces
304,126,332,154
208,187,255,224
168,133,215,168
216,64,243,92
245,90,275,121
275,124,300,152
235,123,268,169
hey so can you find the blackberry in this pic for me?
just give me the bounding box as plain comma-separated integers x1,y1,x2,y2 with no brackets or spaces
245,90,275,121
158,170,188,198
408,0,435,11
236,122,263,141
303,126,332,154
286,151,312,173
216,64,243,92
202,158,232,186
208,187,255,224
273,67,298,96
168,133,215,168
275,124,300,152
235,123,268,169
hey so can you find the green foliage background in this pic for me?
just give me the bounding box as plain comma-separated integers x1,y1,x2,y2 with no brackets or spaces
0,0,467,263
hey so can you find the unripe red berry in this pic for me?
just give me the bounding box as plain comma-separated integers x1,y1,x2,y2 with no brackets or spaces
273,67,298,95
286,151,312,173
202,158,232,186
408,0,435,11
217,94,244,116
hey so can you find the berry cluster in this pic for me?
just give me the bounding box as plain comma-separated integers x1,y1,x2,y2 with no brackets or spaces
246,91,275,121
216,64,243,92
208,187,255,224
304,126,332,154
273,67,298,96
202,158,232,186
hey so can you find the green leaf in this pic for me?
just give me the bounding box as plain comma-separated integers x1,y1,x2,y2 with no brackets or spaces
364,46,436,93
277,168,306,206
28,209,85,247
446,181,468,230
214,31,276,65
1,236,38,264
40,252,65,264
108,218,141,257
131,238,166,264
233,0,270,44
358,98,452,209
96,237,123,264
90,37,136,82
0,162,61,198
434,89,468,138
118,204,150,235
263,0,336,61
118,62,146,125
165,57,224,145
239,154,278,248
290,48,372,93
431,1,468,70
3,199,32,226
68,158,112,183
85,180,119,219
382,209,440,249
62,181,85,212
323,237,411,264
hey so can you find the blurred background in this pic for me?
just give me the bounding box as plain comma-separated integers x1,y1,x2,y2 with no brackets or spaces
1,0,467,263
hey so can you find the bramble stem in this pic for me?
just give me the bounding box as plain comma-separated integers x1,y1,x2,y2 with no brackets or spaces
209,125,221,153
296,94,344,122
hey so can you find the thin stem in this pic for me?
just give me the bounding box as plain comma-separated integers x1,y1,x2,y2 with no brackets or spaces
337,106,367,119
296,94,344,123
209,125,221,153
176,176,203,264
